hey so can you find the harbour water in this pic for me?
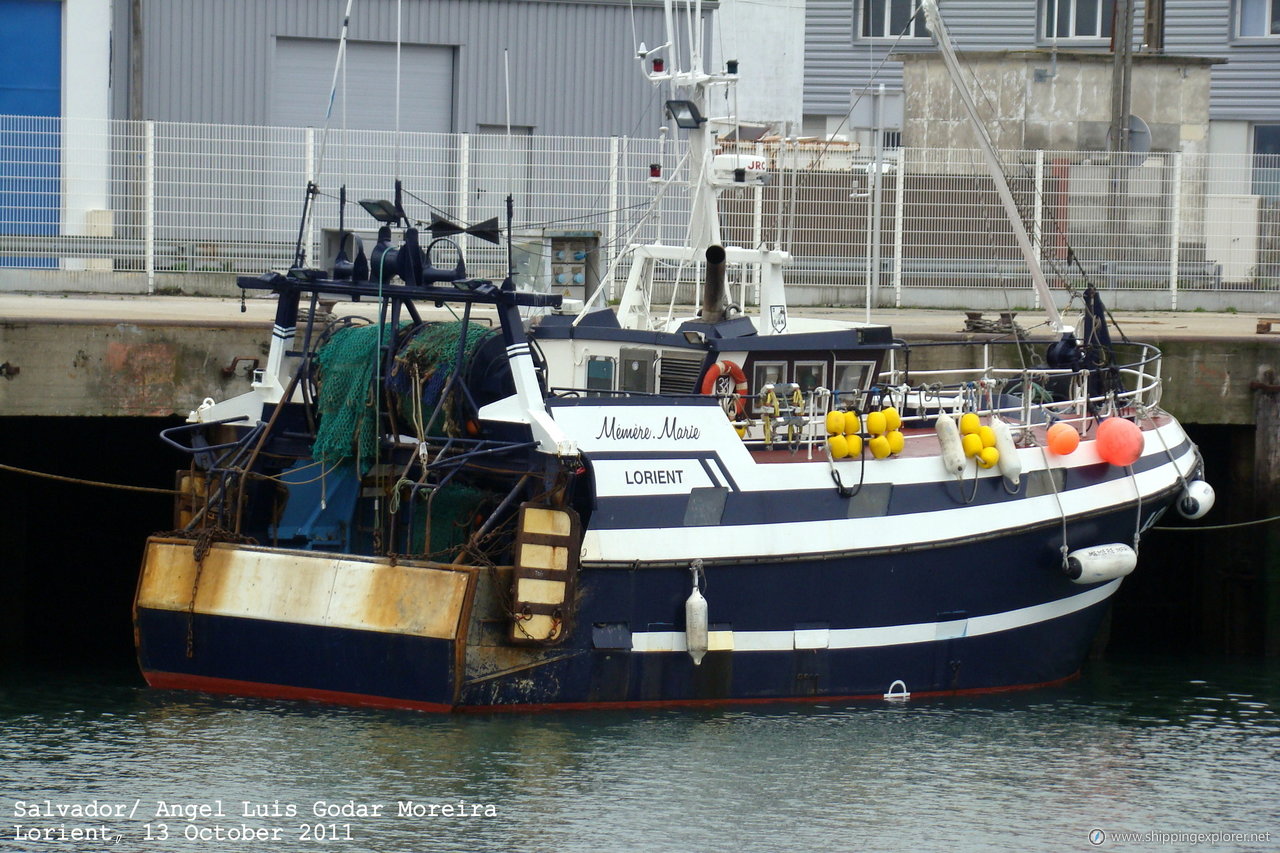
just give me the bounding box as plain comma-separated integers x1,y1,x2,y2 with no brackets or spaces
2,656,1277,852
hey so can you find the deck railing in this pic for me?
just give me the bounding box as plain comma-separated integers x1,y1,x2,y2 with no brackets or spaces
2,114,1277,310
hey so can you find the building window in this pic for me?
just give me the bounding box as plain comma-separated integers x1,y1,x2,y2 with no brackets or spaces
1254,125,1280,197
861,0,926,38
1239,0,1280,36
1041,0,1115,40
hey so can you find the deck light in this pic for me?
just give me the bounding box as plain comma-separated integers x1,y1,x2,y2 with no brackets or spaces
666,100,706,129
359,199,401,223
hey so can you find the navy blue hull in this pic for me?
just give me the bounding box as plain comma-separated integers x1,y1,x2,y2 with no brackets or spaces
135,609,459,710
135,497,1158,710
459,600,1106,707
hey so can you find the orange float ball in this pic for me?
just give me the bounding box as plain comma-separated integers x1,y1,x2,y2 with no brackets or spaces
1096,417,1144,467
1046,422,1080,455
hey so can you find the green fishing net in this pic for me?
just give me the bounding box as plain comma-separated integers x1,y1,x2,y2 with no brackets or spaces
312,322,403,473
389,320,496,438
312,320,496,472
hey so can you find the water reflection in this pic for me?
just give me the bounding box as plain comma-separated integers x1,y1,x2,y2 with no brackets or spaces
1,657,1276,852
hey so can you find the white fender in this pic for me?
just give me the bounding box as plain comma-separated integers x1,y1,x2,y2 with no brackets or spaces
1177,480,1215,520
991,417,1022,487
935,413,965,477
685,587,708,666
1065,543,1137,584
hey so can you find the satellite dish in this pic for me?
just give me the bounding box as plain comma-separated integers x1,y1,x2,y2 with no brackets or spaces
1114,114,1151,166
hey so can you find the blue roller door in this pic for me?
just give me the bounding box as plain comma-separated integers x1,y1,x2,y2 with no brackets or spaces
0,0,61,267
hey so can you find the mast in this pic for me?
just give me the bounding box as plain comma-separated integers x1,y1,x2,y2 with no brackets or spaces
919,0,1065,332
610,0,792,334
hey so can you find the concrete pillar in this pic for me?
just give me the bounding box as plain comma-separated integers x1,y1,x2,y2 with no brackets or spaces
1254,368,1280,656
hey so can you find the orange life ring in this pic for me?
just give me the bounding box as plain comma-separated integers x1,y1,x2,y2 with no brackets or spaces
700,359,748,419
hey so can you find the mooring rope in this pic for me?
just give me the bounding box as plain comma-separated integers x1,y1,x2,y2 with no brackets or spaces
1154,515,1280,532
0,462,179,495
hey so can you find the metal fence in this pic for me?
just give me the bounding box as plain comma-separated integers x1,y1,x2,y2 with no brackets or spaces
2,114,1277,311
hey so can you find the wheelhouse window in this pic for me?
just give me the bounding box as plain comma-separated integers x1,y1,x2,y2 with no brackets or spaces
794,362,828,395
861,0,927,39
752,361,786,413
586,355,615,395
833,361,875,405
1239,0,1280,36
1041,0,1115,40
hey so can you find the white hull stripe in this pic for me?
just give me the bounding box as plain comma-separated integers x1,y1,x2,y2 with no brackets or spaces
630,579,1120,653
584,443,1196,564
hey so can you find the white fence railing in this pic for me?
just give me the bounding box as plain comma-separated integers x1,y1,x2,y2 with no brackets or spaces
2,115,1278,310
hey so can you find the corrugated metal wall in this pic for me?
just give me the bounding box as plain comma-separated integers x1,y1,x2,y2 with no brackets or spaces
1165,0,1280,123
803,0,1280,128
804,0,1042,117
110,0,675,136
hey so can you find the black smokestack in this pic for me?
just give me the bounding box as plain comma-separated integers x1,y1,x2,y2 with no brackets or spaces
701,244,727,323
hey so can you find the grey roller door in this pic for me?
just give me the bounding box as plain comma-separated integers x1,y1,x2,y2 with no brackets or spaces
271,38,454,133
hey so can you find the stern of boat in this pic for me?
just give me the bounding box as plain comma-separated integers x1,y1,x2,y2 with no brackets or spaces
133,537,478,711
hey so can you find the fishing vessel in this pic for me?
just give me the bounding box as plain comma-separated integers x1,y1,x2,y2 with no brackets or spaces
133,0,1214,710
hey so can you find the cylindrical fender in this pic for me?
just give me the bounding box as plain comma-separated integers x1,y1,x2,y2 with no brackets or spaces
1065,543,1137,584
991,417,1022,487
936,413,966,477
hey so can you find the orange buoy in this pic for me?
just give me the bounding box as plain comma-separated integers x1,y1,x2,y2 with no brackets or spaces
1046,422,1079,455
1096,417,1144,467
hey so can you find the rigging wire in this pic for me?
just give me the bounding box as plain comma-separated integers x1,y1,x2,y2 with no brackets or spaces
395,0,402,181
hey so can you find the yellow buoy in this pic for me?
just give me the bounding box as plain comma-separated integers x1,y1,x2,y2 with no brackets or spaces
843,410,860,435
866,410,887,435
827,433,848,459
825,410,844,435
846,434,864,457
869,434,891,459
960,412,981,435
886,429,905,455
977,446,1000,469
978,425,996,448
962,433,983,458
882,406,902,432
